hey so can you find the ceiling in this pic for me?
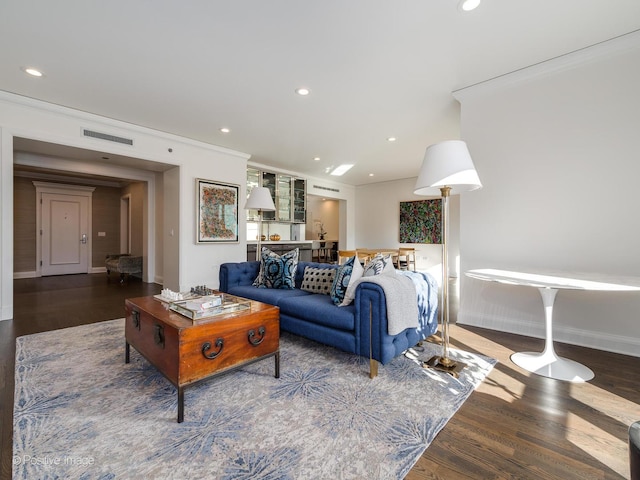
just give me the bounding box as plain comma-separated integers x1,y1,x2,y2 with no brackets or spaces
2,1,639,186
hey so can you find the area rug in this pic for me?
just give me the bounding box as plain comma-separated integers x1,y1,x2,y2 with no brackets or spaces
13,319,495,479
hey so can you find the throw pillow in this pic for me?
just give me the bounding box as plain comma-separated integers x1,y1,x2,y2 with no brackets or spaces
339,255,364,306
253,247,299,289
330,255,364,306
300,267,336,295
363,253,395,277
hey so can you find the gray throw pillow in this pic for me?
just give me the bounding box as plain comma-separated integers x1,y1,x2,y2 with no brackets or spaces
363,253,395,277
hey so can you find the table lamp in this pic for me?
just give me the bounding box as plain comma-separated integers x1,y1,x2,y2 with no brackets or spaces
414,140,482,375
244,186,276,261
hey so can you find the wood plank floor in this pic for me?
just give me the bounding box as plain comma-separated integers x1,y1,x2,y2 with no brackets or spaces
1,274,638,479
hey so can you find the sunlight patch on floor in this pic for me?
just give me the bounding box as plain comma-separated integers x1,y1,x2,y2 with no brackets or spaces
449,325,528,403
566,410,627,478
571,381,640,426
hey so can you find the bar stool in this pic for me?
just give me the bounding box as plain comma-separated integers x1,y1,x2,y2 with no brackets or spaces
319,242,333,263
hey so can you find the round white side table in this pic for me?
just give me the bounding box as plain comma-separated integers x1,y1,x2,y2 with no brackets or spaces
466,269,640,383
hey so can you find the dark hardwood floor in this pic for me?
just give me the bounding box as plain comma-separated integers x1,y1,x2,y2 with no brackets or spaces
1,274,638,479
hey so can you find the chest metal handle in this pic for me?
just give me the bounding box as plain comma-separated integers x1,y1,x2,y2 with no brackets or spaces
248,326,266,346
202,338,224,359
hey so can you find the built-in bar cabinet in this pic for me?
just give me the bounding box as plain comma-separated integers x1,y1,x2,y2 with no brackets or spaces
246,168,306,224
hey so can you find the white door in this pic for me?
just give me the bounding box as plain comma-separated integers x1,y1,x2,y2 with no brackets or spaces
41,193,90,276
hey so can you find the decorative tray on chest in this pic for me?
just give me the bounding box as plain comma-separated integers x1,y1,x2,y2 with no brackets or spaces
169,294,251,321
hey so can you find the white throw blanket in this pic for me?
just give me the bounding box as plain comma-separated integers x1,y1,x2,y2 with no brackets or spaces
353,272,419,335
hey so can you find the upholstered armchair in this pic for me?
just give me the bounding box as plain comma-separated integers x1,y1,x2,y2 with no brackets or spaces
105,254,142,283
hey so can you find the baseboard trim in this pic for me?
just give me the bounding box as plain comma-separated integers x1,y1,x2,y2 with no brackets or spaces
14,271,37,279
16,268,107,278
458,311,640,359
1,305,12,321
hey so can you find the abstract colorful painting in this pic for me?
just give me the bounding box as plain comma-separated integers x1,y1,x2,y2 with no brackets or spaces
196,179,239,243
399,199,441,244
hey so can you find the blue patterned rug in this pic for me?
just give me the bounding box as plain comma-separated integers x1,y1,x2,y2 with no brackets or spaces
13,319,495,479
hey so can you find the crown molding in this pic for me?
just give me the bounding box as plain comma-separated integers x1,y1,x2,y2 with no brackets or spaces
453,29,640,102
0,90,250,160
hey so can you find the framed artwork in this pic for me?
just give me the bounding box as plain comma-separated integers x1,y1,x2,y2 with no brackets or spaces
399,199,442,244
196,179,239,243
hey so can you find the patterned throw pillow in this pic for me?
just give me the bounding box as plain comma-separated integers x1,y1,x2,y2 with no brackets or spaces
339,256,364,306
363,253,395,277
300,267,336,295
253,247,299,289
330,256,364,306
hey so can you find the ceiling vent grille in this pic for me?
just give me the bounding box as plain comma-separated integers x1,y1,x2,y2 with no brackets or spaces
83,129,134,146
313,184,340,193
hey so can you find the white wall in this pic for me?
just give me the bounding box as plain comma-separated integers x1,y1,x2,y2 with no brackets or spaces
355,177,463,280
455,34,640,356
306,196,339,241
0,92,250,319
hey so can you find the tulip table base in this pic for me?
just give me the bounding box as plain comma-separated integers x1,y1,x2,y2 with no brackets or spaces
510,351,594,382
510,287,594,382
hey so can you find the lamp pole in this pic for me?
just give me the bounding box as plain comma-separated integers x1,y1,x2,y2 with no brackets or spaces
439,185,454,367
255,208,263,261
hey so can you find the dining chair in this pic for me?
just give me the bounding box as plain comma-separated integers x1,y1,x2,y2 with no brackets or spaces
356,251,371,265
338,250,357,265
396,248,417,271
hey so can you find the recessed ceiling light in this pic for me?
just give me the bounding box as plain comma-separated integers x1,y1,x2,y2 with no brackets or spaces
369,173,374,177
219,127,230,133
458,0,481,11
330,164,354,176
313,157,321,161
295,87,310,96
23,67,43,77
387,137,397,142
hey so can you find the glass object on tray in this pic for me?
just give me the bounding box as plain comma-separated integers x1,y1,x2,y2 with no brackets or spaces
170,293,251,320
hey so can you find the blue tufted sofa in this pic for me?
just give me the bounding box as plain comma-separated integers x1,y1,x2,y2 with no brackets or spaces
219,260,438,377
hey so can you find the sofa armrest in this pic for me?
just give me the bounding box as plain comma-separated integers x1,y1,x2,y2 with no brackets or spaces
354,283,389,363
354,279,437,366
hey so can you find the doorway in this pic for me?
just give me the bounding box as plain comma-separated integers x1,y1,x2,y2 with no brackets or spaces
35,182,95,276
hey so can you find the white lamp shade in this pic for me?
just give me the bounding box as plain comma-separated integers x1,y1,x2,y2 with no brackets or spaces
244,186,276,211
414,140,482,196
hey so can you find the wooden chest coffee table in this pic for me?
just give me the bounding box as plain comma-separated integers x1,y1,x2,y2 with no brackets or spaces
124,293,280,422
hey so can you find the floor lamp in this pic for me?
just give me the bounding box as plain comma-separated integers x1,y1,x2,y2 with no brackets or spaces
414,140,482,375
244,186,276,261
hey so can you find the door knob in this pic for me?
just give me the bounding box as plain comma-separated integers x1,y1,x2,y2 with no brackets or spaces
80,234,87,244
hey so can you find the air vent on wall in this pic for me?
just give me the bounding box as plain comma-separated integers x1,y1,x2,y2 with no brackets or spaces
313,184,340,193
83,129,134,146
